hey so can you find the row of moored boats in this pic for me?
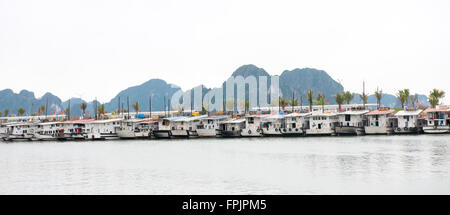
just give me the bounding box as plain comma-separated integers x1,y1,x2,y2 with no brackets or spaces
1,105,450,141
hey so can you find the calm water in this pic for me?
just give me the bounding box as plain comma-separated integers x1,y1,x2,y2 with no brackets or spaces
0,135,449,195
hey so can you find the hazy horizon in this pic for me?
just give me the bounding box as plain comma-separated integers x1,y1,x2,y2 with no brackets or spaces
1,0,449,103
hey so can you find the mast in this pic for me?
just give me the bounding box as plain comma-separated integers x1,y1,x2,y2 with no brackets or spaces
164,95,166,118
363,81,366,110
168,98,171,118
118,97,121,116
94,98,97,120
68,99,71,120
127,96,130,119
45,97,48,117
292,91,295,112
149,94,152,119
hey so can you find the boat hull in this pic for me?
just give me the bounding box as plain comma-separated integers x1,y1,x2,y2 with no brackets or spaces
153,130,171,139
364,126,394,135
241,128,263,137
423,126,450,134
196,129,217,137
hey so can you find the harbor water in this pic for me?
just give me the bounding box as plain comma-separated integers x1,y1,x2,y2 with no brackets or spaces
1,135,449,194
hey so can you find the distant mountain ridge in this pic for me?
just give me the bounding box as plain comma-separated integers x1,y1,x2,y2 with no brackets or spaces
0,64,430,117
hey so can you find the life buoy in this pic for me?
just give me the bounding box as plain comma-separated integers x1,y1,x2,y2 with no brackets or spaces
275,128,278,132
248,130,252,134
283,128,287,132
295,128,299,132
404,127,408,131
397,128,401,131
257,129,262,133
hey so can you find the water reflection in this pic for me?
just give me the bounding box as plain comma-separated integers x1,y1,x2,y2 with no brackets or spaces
0,135,449,194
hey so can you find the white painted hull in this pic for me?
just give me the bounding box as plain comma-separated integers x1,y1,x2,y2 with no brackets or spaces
281,127,304,136
364,126,394,135
117,130,150,139
241,128,263,137
33,134,57,141
171,130,188,138
423,126,450,134
196,128,217,137
262,128,283,136
306,128,335,135
153,130,171,139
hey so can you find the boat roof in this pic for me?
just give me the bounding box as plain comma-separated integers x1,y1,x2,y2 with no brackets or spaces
285,112,312,117
263,114,285,120
38,121,64,125
366,109,395,116
63,119,96,124
245,114,270,118
139,120,157,124
174,115,208,122
221,118,246,124
395,109,423,116
310,111,338,117
203,115,231,120
424,106,450,113
163,116,188,121
337,110,370,115
91,118,123,124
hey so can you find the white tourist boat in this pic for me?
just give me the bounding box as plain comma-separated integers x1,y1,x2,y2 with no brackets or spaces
423,106,450,134
306,112,339,135
62,119,95,140
262,114,285,136
3,122,34,141
219,118,246,137
118,119,147,139
196,115,230,137
85,118,122,140
153,116,185,139
184,115,208,138
281,112,311,136
394,108,426,134
33,121,65,141
364,109,396,135
241,114,267,137
335,110,369,136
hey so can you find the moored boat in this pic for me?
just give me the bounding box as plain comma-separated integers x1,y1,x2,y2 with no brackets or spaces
423,106,450,134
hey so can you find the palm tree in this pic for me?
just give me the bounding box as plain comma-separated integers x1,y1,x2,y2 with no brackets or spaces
17,108,26,116
0,112,2,117
315,93,325,113
307,89,314,112
245,100,250,113
360,93,368,109
343,91,354,104
279,98,289,110
374,88,383,109
132,101,139,114
334,93,344,112
397,90,407,109
39,105,46,116
80,103,87,117
403,89,410,106
428,89,445,108
64,108,70,116
97,104,105,118
4,109,9,117
410,94,418,107
290,98,299,112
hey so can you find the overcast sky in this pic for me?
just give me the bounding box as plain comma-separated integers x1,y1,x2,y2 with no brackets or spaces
1,0,449,103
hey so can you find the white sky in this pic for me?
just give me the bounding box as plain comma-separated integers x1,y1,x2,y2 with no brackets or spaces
1,0,449,103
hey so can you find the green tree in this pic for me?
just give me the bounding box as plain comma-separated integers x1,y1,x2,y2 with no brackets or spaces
360,92,368,110
307,89,314,112
428,89,445,108
64,108,70,116
80,103,87,117
334,93,344,112
397,90,407,109
374,88,383,109
39,105,46,116
98,104,105,117
279,98,289,110
0,112,2,117
132,101,139,114
403,89,410,106
410,94,418,108
4,109,9,117
315,93,325,113
343,91,354,104
17,108,26,116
